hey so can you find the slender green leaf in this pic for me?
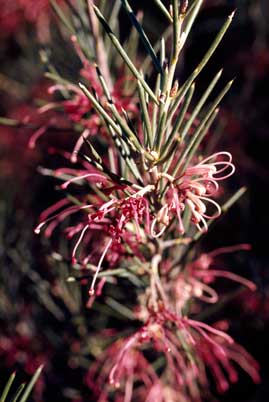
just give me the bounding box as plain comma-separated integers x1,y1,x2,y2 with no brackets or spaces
182,108,219,170
159,83,195,163
10,384,25,402
182,0,203,43
93,5,159,104
83,137,103,165
222,186,247,213
152,73,161,135
0,117,19,127
177,69,223,144
50,0,75,33
0,372,16,402
121,0,162,73
105,297,135,320
95,64,112,101
153,0,173,22
172,0,180,61
142,25,172,73
137,80,153,147
168,11,235,121
172,78,233,176
93,66,144,176
79,83,122,137
18,365,43,402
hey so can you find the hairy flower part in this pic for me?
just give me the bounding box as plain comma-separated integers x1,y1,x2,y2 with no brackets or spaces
151,152,235,237
34,150,235,294
35,180,152,246
48,150,235,253
85,338,161,402
197,321,260,393
202,339,260,393
35,175,154,294
143,383,195,402
87,308,258,401
28,35,139,163
0,86,68,182
189,246,256,287
86,334,196,402
0,79,71,158
172,244,256,309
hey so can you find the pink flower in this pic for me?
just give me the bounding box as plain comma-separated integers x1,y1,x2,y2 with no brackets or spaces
173,244,256,308
28,35,139,163
0,0,63,41
197,321,260,393
88,308,259,401
85,337,161,402
35,176,153,295
151,152,235,236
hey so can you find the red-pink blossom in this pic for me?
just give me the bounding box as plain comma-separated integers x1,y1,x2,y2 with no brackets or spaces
86,307,259,401
151,152,235,236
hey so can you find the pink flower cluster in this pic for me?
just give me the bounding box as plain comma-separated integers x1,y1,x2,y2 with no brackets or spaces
86,308,259,401
29,35,138,164
0,0,63,41
152,152,235,236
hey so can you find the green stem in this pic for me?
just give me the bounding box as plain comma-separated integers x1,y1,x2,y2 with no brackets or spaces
138,80,153,148
93,5,159,104
167,11,235,123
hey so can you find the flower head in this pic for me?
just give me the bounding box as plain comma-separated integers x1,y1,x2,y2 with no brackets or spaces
152,152,235,236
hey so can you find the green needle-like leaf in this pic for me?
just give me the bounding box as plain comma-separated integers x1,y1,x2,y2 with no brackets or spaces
168,11,235,122
79,83,123,137
182,0,203,43
171,77,233,176
121,0,163,74
152,73,161,135
83,137,103,165
95,64,112,102
18,365,43,402
105,297,136,320
0,372,16,402
0,117,19,127
159,83,195,163
160,68,222,169
172,0,180,61
137,80,153,148
108,105,143,154
93,5,159,104
222,186,247,213
176,69,223,144
182,108,219,170
93,65,145,176
10,385,25,402
50,0,75,33
153,0,173,22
